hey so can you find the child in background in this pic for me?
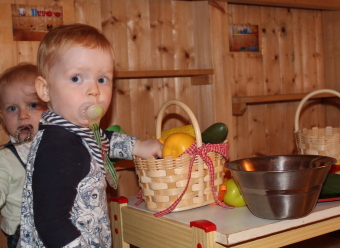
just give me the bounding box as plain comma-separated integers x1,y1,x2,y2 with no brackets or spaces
18,23,162,248
0,63,46,248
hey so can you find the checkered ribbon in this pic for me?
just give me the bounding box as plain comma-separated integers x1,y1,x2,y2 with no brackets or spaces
134,141,234,217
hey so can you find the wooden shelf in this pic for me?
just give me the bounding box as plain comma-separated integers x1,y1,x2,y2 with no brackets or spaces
232,92,337,116
115,69,214,85
232,33,258,36
115,69,214,79
227,0,340,10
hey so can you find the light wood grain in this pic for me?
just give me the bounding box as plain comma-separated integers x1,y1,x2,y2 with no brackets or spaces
322,10,340,130
115,69,214,79
109,201,130,248
122,206,192,248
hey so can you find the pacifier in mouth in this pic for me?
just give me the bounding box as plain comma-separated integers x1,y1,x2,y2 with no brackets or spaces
86,104,104,128
14,124,34,143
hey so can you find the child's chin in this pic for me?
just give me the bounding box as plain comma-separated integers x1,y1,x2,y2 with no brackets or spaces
77,121,90,128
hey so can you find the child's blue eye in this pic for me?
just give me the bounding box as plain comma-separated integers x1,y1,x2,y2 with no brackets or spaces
98,77,107,84
71,75,83,83
7,106,17,112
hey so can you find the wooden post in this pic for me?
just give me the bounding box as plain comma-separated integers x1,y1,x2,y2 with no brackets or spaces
109,197,130,248
190,220,217,248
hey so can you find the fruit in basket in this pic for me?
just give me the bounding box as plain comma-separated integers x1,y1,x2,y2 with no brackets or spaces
202,122,228,144
152,125,196,140
223,178,247,207
162,133,195,158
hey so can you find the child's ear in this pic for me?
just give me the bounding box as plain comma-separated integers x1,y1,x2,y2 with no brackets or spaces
35,76,50,102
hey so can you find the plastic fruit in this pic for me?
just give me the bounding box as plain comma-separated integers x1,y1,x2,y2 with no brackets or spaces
162,133,195,158
223,178,247,207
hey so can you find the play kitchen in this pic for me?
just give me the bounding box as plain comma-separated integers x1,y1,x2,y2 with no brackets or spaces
133,96,340,220
112,94,340,247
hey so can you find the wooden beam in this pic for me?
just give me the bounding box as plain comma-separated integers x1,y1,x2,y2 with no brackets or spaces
115,69,214,79
233,0,340,10
198,0,340,11
191,75,213,85
232,92,337,115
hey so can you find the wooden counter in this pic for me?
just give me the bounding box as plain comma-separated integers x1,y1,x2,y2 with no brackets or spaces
110,197,340,247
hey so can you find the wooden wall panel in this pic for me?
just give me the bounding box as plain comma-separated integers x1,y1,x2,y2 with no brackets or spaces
208,2,233,153
322,10,340,128
1,0,339,159
101,0,213,139
227,5,329,158
74,0,101,29
277,8,298,154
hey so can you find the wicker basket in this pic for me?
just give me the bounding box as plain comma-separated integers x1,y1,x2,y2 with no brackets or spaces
294,89,340,161
134,100,227,213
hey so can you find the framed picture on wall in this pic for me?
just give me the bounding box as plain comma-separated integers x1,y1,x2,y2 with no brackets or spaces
11,4,63,41
229,24,260,52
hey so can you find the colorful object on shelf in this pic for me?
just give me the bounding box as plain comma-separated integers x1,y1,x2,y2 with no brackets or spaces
38,10,45,16
248,46,259,52
31,9,37,16
18,8,26,16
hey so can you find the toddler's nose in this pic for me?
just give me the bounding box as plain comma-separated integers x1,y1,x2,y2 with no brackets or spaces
18,109,29,120
87,82,100,97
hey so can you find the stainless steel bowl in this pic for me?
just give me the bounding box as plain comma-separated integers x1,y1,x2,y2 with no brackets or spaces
227,155,336,220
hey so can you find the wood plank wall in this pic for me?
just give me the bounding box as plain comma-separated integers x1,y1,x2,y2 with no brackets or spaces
100,0,214,140
0,0,339,160
0,0,340,246
322,10,340,129
227,4,327,159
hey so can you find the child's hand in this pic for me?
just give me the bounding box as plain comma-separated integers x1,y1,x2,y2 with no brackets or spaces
133,139,163,159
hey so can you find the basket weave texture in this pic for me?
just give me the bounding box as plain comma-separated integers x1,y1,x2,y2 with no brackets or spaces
294,89,340,161
134,152,225,212
134,100,228,213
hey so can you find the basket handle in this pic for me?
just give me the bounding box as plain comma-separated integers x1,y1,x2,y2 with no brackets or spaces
294,89,340,132
156,100,202,147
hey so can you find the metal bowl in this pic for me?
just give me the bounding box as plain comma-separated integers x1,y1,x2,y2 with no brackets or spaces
226,155,336,220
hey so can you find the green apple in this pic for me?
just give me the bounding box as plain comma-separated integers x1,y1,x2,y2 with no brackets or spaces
223,178,247,207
